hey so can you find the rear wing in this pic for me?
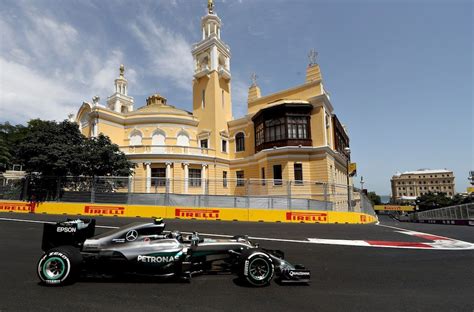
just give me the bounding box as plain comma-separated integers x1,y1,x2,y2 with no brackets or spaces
42,219,96,251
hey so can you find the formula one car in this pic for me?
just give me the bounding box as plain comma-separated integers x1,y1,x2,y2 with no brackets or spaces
37,218,310,287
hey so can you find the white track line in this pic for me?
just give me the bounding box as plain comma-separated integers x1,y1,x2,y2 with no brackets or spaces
1,217,473,251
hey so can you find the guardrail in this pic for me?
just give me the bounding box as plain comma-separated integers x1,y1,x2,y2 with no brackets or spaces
410,203,474,226
0,176,376,216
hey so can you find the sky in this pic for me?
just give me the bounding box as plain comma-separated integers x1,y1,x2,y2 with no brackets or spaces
0,0,472,195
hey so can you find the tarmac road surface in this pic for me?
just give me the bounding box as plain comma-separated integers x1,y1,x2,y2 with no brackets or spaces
0,212,472,312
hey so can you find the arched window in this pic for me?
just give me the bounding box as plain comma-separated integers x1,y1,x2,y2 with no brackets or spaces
177,132,190,147
235,132,245,152
151,130,166,153
130,130,142,146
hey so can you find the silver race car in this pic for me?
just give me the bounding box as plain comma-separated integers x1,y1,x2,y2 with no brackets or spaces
37,218,310,287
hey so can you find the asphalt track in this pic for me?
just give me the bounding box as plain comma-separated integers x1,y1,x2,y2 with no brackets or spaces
0,212,473,312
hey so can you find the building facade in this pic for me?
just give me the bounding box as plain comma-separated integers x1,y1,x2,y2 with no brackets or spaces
75,2,354,211
391,169,455,201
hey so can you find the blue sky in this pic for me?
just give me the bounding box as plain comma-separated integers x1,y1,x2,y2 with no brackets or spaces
0,0,472,194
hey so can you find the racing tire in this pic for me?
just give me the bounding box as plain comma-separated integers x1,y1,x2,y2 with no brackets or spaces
37,246,82,286
239,249,274,287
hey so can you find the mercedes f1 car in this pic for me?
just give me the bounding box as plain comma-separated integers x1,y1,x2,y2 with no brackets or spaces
37,218,310,287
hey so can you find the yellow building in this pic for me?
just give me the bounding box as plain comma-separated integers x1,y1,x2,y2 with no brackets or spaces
75,2,354,211
391,169,456,201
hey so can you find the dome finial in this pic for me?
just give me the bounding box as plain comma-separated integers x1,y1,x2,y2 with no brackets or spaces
207,0,214,14
308,49,318,66
119,64,125,77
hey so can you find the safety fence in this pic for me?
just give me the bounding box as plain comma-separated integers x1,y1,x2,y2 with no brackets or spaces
0,176,376,215
411,203,474,226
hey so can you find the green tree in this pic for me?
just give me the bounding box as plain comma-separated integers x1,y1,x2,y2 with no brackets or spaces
448,193,474,205
367,191,382,205
81,134,135,177
416,192,451,211
16,119,135,200
0,137,11,171
0,122,28,171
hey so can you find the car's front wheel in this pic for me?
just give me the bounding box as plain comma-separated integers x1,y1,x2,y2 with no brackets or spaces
37,246,82,286
240,249,274,287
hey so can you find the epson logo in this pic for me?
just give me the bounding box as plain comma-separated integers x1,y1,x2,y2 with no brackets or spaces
244,260,250,276
289,271,310,277
57,227,76,233
137,255,178,263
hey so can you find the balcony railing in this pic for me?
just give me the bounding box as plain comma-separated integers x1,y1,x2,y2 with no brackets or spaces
194,65,210,78
119,145,216,157
218,65,231,80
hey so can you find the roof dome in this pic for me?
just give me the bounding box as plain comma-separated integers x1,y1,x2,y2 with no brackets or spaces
133,93,192,116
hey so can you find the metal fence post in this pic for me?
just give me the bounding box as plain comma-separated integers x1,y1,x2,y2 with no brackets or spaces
127,176,132,204
245,179,250,208
287,180,292,210
22,176,29,201
56,176,61,202
323,183,328,211
90,177,95,203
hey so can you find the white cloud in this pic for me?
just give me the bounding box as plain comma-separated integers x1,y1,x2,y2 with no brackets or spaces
130,15,194,91
0,3,131,124
0,58,80,122
25,15,79,61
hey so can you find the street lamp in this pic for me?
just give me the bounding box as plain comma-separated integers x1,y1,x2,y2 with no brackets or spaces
344,147,351,212
360,176,365,191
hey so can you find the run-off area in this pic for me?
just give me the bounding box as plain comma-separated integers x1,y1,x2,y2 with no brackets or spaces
0,213,472,312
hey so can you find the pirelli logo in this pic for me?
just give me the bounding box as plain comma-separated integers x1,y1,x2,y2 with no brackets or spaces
286,211,328,222
84,205,125,215
360,215,367,223
175,208,220,219
0,202,33,212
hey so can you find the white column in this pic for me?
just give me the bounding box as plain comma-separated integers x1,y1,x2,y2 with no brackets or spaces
202,164,207,194
323,107,328,146
217,27,220,39
93,119,98,137
145,162,151,193
208,23,210,37
214,23,217,35
202,27,205,39
183,163,189,194
166,162,172,192
210,46,218,71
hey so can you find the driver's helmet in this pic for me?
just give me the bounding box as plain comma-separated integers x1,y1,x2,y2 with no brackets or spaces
169,230,182,241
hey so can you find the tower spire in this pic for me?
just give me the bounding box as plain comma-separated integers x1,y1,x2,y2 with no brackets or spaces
106,64,134,113
207,0,214,14
119,64,125,77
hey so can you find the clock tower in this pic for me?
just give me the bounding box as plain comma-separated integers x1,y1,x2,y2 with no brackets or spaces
192,0,232,152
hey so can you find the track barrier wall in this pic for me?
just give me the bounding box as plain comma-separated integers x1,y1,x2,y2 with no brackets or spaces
0,200,377,224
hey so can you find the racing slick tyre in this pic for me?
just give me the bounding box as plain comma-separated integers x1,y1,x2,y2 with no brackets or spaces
239,249,274,287
37,246,82,286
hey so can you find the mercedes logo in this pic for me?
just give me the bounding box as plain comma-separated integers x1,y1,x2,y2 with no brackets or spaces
125,230,138,241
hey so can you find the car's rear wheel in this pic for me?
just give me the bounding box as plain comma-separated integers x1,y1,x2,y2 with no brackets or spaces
239,249,274,287
37,246,82,286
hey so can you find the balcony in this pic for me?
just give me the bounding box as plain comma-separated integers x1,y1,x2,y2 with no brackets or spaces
194,65,210,78
120,145,216,157
218,65,231,80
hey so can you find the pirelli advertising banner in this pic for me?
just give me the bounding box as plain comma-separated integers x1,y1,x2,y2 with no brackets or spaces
374,205,415,212
0,200,377,224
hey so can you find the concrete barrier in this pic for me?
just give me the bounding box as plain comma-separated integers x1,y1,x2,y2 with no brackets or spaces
0,200,377,224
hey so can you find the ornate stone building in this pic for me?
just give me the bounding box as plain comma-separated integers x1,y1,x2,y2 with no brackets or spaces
75,1,354,210
391,169,456,201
